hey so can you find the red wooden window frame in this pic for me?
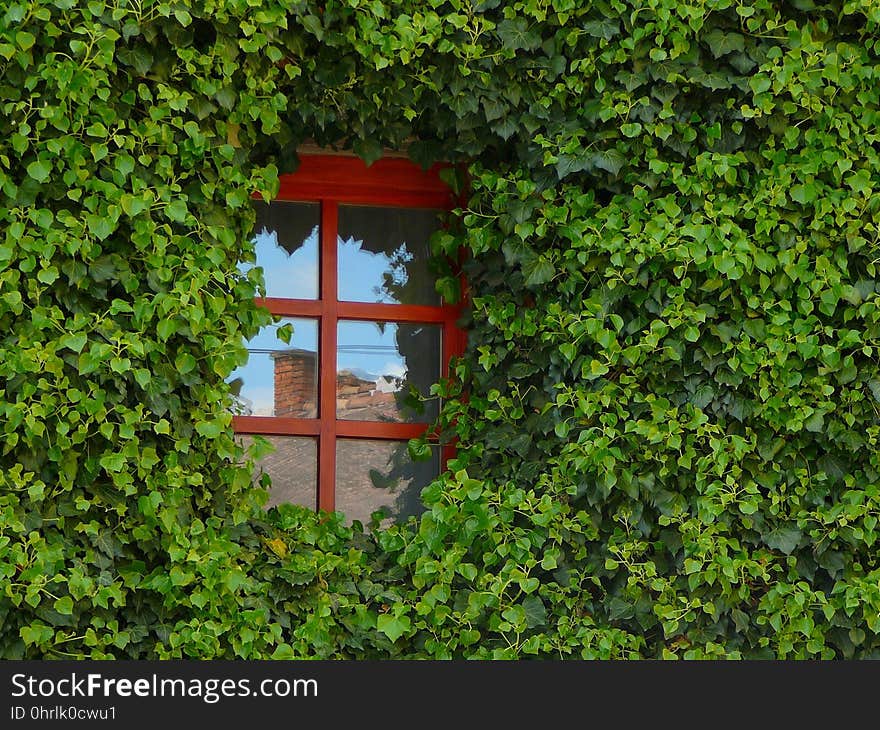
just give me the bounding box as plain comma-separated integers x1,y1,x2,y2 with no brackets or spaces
233,154,464,514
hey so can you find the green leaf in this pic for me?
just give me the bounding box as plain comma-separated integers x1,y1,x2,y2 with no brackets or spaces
54,596,74,615
460,629,481,646
704,29,745,58
582,18,619,40
750,75,771,94
608,597,635,620
436,276,461,303
559,342,577,362
555,154,591,179
592,149,626,176
522,595,547,628
791,184,817,205
353,138,383,167
407,439,432,461
301,13,324,40
175,352,197,374
59,332,87,353
270,643,297,659
173,8,192,26
121,194,148,217
16,29,36,50
377,613,411,642
87,215,115,241
27,160,51,183
157,318,177,340
134,368,151,388
20,623,54,646
764,526,802,555
523,257,555,287
497,18,541,51
196,420,223,438
166,200,188,222
37,266,59,284
276,322,293,344
804,411,824,432
99,453,126,473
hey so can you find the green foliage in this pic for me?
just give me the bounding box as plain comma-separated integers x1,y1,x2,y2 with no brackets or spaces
2,0,880,659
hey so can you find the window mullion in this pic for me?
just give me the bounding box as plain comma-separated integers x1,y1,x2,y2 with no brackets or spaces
317,200,339,513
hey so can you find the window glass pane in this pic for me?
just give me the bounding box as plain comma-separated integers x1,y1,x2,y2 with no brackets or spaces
336,320,440,422
252,201,319,300
239,435,317,509
335,439,439,526
229,318,318,418
337,205,441,305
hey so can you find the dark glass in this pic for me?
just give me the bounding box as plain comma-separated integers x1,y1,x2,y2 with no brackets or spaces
335,439,439,526
337,205,441,305
228,318,318,418
252,201,319,300
336,320,440,422
239,435,317,509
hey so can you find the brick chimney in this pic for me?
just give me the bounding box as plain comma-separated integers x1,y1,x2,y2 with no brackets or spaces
271,349,317,418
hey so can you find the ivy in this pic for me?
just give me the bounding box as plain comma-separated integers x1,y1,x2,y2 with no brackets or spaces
2,0,880,659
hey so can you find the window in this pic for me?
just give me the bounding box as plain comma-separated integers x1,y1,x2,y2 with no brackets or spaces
230,154,463,525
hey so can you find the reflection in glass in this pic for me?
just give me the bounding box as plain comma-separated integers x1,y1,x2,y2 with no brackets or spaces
335,439,439,526
239,435,317,509
250,201,319,300
337,205,441,306
336,320,440,423
228,318,318,418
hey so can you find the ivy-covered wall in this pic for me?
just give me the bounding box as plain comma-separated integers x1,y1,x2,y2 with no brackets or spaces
3,0,880,659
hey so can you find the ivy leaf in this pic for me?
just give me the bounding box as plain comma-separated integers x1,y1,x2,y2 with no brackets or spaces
270,644,297,659
59,333,87,353
166,200,188,222
750,75,772,94
523,257,555,287
300,13,324,41
765,526,802,555
353,138,382,167
27,160,51,183
704,29,745,58
592,149,626,176
120,194,148,217
608,597,635,620
100,453,126,473
497,18,541,51
555,154,591,179
377,613,411,642
582,18,619,40
196,420,223,438
522,595,547,628
276,322,293,344
87,215,115,241
20,624,54,646
436,276,460,303
175,352,197,374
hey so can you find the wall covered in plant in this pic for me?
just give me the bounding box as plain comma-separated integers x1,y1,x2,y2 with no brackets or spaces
2,0,880,658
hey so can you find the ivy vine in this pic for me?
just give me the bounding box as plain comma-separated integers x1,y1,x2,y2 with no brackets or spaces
2,0,880,659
